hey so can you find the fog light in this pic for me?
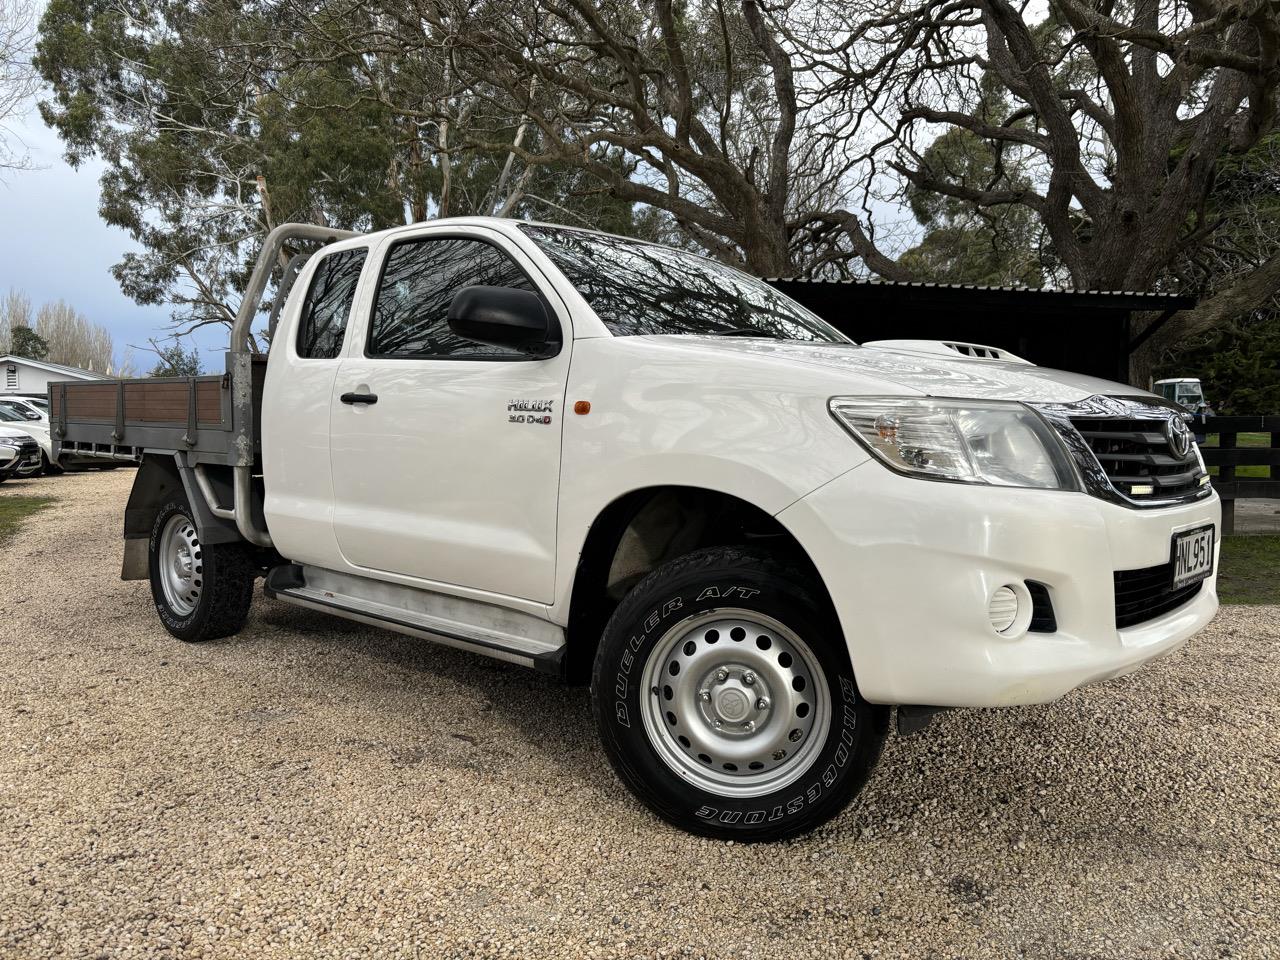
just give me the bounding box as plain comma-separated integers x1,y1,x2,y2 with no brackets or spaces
988,586,1020,633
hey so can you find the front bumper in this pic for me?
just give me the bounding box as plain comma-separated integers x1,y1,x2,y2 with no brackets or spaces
0,445,41,476
776,462,1220,707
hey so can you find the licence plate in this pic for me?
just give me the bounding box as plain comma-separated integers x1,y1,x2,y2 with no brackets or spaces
1172,525,1215,589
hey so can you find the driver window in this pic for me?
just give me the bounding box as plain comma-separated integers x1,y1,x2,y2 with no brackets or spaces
368,237,536,359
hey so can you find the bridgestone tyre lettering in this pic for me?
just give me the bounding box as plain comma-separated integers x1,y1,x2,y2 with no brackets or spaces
591,546,888,841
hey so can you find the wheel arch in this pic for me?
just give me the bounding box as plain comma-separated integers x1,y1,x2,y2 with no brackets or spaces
564,484,839,683
125,454,243,544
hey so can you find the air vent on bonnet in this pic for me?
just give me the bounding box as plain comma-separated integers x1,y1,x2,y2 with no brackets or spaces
863,340,1033,365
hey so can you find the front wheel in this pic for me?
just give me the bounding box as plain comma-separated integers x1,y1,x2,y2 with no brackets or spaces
592,546,888,842
148,500,256,642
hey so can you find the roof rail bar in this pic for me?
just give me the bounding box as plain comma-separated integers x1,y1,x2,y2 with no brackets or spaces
229,222,361,547
229,222,361,356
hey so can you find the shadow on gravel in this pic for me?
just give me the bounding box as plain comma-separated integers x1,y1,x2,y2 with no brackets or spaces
250,596,606,788
245,591,1206,844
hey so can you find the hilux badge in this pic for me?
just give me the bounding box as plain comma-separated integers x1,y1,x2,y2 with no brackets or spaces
1166,416,1192,459
508,399,554,425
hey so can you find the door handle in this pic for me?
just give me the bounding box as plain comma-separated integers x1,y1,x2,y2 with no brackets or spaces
340,392,378,405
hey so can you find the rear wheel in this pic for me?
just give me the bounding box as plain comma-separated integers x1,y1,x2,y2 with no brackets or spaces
148,500,255,642
592,546,888,842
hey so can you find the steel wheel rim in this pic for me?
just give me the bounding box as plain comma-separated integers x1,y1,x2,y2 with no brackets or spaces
159,513,203,616
639,608,832,799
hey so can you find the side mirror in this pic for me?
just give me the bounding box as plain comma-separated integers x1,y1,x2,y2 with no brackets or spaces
447,285,561,358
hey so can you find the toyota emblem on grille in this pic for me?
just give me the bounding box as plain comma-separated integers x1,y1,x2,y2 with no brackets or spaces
1166,416,1193,459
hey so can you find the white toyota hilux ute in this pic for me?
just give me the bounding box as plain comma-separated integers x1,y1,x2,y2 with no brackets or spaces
57,218,1220,841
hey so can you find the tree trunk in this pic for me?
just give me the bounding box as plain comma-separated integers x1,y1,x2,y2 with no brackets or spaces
739,211,793,276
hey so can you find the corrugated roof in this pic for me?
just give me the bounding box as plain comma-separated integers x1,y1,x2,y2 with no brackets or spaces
766,276,1188,299
764,277,1195,311
0,355,111,380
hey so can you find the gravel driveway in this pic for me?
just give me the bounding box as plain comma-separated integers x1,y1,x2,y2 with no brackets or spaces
1,471,1277,959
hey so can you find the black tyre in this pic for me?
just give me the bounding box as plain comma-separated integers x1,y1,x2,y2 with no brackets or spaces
148,499,255,642
592,546,888,842
41,453,64,476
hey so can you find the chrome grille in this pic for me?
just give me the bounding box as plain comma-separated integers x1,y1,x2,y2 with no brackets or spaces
1069,417,1207,501
1033,396,1212,509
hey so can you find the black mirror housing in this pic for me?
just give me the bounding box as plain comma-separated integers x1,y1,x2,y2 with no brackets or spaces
447,286,561,358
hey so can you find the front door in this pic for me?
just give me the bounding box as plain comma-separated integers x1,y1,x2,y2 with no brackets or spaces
261,244,368,570
329,229,569,603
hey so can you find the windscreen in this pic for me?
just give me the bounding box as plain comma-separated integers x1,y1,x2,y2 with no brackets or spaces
520,224,848,343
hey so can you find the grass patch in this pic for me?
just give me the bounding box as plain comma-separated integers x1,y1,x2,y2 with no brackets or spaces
1217,534,1280,605
0,495,56,548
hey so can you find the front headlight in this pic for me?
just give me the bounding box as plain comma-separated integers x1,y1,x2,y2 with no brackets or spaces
829,397,1078,490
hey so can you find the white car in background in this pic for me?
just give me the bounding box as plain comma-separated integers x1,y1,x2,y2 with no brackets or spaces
0,396,49,422
0,401,53,476
0,424,42,482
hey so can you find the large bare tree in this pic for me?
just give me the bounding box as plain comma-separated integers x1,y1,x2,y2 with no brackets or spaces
0,287,32,352
315,0,895,276
777,0,1280,377
34,298,115,372
37,0,1280,378
0,0,38,172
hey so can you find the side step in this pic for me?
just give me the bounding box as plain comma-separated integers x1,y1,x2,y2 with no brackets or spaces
264,564,566,675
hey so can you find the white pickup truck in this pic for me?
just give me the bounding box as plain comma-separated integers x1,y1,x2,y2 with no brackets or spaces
54,218,1220,841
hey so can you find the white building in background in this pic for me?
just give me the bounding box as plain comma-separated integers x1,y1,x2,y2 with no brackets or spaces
1,355,109,396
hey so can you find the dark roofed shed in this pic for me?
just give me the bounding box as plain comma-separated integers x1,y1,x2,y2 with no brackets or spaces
764,278,1195,385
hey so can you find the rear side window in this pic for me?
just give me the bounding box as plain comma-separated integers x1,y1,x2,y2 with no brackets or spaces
368,236,536,359
296,248,367,359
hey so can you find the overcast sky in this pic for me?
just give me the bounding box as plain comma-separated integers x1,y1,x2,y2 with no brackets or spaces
0,111,225,370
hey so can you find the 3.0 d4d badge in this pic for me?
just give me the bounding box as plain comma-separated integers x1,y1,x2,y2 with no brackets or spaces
508,399,554,425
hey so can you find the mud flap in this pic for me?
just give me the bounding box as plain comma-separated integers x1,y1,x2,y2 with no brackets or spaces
121,537,149,581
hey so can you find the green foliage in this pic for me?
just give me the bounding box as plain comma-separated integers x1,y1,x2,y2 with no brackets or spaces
9,325,48,360
35,0,408,337
898,92,1045,287
1155,313,1280,414
1153,133,1280,412
34,0,650,342
148,342,201,378
1176,132,1280,298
